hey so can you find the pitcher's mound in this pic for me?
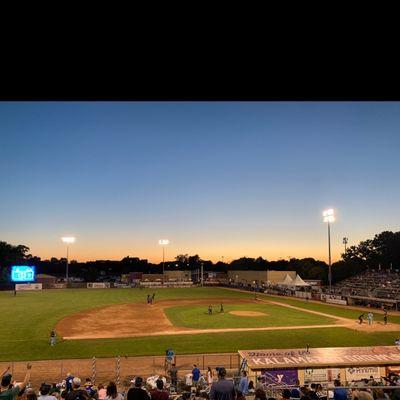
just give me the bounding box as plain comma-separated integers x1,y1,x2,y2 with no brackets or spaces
229,311,267,317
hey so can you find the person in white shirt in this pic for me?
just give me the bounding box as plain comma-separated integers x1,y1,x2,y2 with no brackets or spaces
207,367,214,386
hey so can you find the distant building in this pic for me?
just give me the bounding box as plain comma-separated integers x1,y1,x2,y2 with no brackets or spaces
227,270,297,285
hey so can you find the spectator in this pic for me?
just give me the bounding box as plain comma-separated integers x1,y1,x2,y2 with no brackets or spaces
290,380,301,399
255,376,264,391
97,385,106,400
49,384,60,396
316,384,326,400
65,378,89,400
207,367,214,386
352,387,373,400
104,382,122,400
238,372,249,396
192,365,201,387
149,379,168,400
168,364,178,389
236,391,246,400
39,384,57,400
308,384,319,400
248,381,255,393
209,367,236,400
127,377,150,400
254,388,267,400
333,380,348,400
0,363,32,400
281,389,291,400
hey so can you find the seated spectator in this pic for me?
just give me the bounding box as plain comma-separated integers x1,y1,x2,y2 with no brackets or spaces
248,381,255,393
104,382,122,400
255,388,267,400
65,378,89,400
39,384,57,400
280,389,291,400
290,380,301,399
333,380,348,400
127,377,150,400
149,379,168,400
236,391,246,400
27,388,38,400
96,385,106,400
49,384,60,396
316,384,326,400
0,363,32,400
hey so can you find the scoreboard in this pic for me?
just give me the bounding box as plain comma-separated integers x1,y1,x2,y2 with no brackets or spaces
11,266,36,282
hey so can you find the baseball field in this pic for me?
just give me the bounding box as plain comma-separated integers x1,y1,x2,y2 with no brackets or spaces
2,287,400,362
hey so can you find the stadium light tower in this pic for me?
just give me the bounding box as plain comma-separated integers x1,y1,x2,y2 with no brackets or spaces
61,236,76,285
323,209,335,293
159,239,169,275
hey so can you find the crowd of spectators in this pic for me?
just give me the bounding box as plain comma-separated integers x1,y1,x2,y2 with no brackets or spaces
330,270,400,303
4,364,400,400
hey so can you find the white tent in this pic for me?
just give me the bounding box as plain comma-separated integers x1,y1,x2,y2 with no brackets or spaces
280,274,294,286
292,274,310,286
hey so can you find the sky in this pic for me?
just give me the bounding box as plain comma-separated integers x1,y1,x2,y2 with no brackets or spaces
0,102,399,263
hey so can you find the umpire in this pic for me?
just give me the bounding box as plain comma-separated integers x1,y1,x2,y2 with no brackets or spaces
209,367,236,400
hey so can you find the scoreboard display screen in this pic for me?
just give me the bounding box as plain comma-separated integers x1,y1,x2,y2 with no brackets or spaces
11,266,36,282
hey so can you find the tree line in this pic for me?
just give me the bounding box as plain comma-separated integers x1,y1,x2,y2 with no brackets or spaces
1,230,399,284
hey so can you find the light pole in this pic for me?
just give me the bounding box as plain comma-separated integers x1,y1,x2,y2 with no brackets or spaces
158,239,169,276
343,237,348,253
323,209,335,292
61,236,76,285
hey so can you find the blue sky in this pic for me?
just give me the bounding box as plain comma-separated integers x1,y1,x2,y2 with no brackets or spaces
0,102,399,262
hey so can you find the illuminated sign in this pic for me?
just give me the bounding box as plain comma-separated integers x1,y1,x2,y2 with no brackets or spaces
11,266,36,282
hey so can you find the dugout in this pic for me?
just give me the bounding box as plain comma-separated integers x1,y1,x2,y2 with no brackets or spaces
238,346,400,386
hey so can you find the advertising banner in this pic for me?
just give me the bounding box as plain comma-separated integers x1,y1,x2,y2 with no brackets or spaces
239,346,400,369
304,368,340,383
345,366,381,381
52,283,67,289
15,283,42,291
261,369,298,385
87,282,110,289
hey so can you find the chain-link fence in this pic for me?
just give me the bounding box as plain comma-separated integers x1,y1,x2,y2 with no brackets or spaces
0,353,240,389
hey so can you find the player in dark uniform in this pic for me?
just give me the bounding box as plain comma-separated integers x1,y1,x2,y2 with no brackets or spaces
208,305,212,315
220,303,224,313
358,314,364,324
384,309,388,325
152,293,155,303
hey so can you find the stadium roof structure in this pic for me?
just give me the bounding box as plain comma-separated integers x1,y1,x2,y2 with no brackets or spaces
280,274,294,286
239,345,400,370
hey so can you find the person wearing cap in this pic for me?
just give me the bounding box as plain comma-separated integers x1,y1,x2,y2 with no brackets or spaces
0,362,32,400
127,377,150,400
209,367,236,400
65,377,89,400
149,379,168,400
38,383,57,400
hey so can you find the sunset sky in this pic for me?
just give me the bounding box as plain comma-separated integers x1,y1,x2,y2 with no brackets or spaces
1,102,399,263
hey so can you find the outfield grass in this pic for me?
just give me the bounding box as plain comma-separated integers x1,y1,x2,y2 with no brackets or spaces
1,287,399,362
164,303,335,329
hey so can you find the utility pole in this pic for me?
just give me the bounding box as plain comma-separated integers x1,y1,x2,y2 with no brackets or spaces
343,237,348,253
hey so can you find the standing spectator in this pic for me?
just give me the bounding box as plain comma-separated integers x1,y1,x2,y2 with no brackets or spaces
127,377,150,400
39,384,57,400
104,382,123,400
168,364,178,389
65,378,89,400
207,368,214,386
238,371,248,395
97,385,106,400
209,367,236,400
0,363,32,400
192,365,201,386
149,379,168,400
333,380,348,400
